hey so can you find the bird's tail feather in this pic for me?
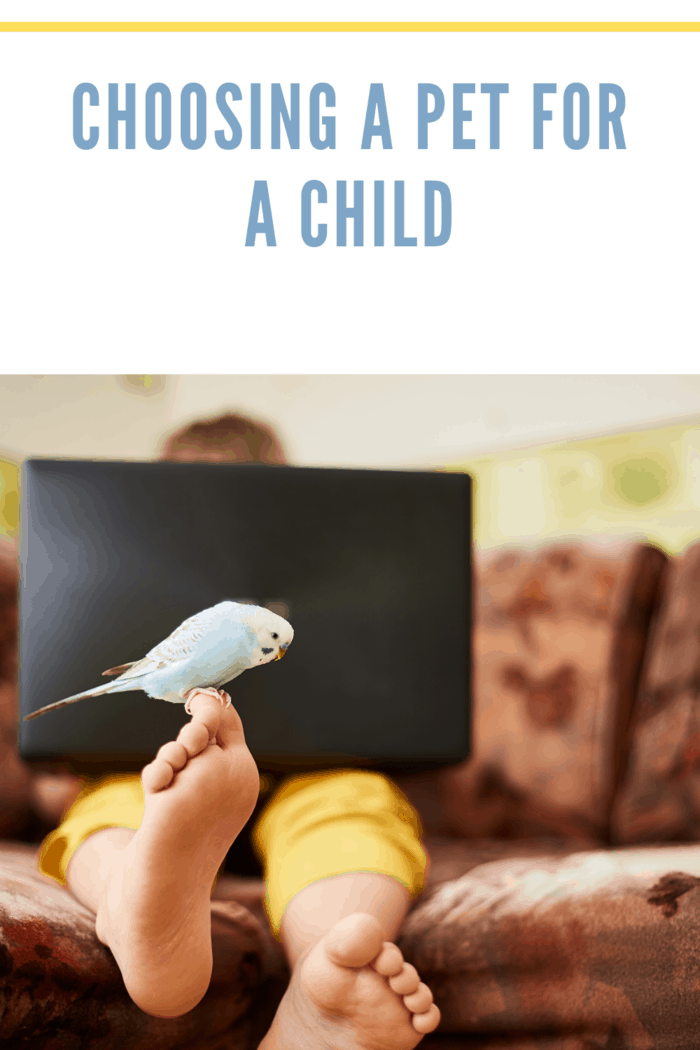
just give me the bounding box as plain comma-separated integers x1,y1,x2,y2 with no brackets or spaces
24,677,144,721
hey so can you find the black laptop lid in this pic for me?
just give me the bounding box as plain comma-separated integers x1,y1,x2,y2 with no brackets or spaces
19,460,471,773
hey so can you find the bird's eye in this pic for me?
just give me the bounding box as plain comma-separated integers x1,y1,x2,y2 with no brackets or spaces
272,632,279,640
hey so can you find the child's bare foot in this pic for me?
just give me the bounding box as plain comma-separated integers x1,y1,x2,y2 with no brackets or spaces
260,912,440,1050
92,693,259,1018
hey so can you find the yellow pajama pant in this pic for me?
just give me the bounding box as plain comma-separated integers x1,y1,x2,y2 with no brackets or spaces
39,769,426,934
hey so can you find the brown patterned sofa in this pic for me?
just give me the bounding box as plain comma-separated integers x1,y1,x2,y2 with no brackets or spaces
3,536,700,1049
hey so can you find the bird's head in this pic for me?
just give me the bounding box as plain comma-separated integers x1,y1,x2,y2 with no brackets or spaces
235,603,294,667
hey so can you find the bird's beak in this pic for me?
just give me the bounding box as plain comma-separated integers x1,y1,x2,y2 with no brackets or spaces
276,642,290,661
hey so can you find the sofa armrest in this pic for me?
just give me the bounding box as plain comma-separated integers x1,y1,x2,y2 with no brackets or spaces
401,838,700,1048
0,843,285,1050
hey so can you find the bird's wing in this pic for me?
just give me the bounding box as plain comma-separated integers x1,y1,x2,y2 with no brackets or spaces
102,661,137,677
102,607,245,687
140,608,219,670
95,612,216,683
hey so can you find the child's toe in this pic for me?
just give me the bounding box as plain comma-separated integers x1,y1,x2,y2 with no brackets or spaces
141,758,175,794
403,982,432,1014
388,963,420,996
412,1003,441,1034
178,720,210,757
157,741,188,771
373,942,404,976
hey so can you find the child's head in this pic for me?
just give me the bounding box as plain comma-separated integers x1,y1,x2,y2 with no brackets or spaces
160,412,286,465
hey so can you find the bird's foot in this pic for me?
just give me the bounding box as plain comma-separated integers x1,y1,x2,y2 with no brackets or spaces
183,687,231,716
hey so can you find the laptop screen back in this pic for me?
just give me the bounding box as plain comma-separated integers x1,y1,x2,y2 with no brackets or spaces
19,460,471,773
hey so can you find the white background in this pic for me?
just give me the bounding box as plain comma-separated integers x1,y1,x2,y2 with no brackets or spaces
0,18,698,371
4,2,700,21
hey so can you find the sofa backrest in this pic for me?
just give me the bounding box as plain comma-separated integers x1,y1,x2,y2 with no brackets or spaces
399,541,669,845
613,543,700,844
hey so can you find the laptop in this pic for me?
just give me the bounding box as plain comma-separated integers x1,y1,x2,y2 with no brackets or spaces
19,459,471,775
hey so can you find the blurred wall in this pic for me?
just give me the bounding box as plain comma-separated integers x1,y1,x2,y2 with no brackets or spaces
0,375,699,468
451,421,700,554
1,374,699,552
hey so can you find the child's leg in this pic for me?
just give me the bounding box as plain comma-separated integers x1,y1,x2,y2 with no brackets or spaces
280,871,411,965
39,692,260,1019
64,826,137,913
254,772,441,1049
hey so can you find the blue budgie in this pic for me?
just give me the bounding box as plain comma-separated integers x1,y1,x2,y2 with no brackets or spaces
24,600,294,720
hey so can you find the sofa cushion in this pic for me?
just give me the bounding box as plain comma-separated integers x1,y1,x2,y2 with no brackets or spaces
612,542,700,844
401,839,700,1050
0,842,287,1049
399,543,668,844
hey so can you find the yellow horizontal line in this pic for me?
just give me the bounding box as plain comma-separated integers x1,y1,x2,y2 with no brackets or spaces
0,21,699,33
